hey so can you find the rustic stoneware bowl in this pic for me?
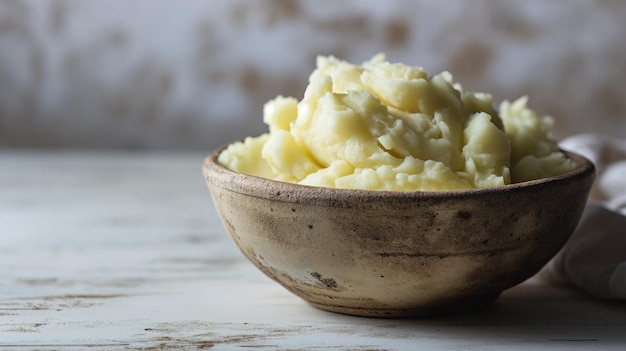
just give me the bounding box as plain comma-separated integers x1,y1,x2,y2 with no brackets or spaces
203,147,594,318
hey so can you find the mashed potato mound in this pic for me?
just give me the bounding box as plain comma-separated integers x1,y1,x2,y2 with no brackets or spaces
218,54,575,191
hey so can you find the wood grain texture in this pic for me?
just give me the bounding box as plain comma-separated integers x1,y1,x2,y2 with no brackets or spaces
1,151,625,350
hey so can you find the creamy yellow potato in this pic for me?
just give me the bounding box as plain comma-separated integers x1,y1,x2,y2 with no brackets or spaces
218,54,575,191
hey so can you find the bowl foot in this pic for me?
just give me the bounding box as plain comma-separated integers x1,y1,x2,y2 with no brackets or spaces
306,293,501,318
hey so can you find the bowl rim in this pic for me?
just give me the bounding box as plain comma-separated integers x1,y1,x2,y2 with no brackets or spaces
203,140,595,204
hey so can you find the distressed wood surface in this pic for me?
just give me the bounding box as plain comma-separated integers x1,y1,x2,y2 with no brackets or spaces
1,151,625,350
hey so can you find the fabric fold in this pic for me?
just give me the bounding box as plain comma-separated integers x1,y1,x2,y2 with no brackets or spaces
537,134,626,300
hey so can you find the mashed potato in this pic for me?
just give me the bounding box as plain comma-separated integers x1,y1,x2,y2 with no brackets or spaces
218,54,575,191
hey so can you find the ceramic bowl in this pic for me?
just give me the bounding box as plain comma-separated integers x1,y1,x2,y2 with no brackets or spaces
203,147,594,317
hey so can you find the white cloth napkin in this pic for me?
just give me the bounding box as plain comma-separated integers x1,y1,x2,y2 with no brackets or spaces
537,134,626,299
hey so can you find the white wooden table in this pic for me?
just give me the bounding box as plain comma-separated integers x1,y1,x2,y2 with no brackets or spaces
1,150,625,350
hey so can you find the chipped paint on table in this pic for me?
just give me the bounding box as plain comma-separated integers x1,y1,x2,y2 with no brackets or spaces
1,151,625,350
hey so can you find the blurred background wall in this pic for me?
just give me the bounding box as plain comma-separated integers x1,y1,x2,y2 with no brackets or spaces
1,0,625,150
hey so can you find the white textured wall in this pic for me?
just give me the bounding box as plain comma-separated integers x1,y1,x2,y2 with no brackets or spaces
1,0,625,149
